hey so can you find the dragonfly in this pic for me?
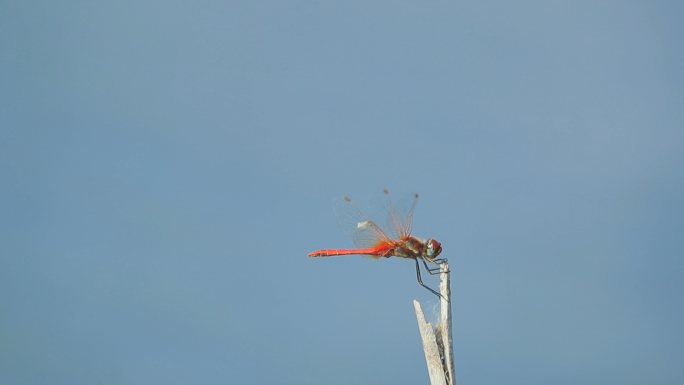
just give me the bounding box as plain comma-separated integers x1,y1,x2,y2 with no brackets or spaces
308,190,446,298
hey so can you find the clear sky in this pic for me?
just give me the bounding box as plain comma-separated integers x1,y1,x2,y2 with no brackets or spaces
1,1,683,384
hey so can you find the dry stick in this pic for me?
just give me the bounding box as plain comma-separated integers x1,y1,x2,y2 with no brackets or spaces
439,262,456,385
413,261,456,385
413,300,447,385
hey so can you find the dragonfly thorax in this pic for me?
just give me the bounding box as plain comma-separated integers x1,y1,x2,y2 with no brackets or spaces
392,237,442,262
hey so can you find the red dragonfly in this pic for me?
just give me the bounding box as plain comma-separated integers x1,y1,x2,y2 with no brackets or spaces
309,190,445,298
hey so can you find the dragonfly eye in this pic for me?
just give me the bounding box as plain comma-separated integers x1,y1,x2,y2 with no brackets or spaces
425,239,442,259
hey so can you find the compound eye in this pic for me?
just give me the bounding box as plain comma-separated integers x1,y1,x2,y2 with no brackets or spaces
425,240,435,258
427,239,442,258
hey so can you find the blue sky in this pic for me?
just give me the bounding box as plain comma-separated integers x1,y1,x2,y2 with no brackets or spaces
1,1,683,384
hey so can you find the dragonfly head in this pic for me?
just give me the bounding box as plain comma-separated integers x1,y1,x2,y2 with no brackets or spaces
424,239,442,260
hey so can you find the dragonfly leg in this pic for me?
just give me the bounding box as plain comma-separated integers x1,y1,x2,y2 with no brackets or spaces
414,258,447,301
422,257,442,275
422,257,450,275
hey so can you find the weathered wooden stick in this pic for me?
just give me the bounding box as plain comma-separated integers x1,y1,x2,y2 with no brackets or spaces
413,300,447,385
414,261,455,385
439,262,455,385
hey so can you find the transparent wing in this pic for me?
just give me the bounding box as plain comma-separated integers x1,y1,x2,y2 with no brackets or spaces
382,190,418,240
332,195,394,250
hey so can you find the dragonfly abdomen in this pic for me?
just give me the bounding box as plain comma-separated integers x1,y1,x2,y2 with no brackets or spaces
308,246,392,258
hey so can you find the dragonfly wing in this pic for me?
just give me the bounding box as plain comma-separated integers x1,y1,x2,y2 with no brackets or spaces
332,195,394,250
383,190,418,239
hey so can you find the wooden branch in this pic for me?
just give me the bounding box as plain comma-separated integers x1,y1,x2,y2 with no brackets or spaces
414,261,456,385
413,300,447,385
439,262,456,385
